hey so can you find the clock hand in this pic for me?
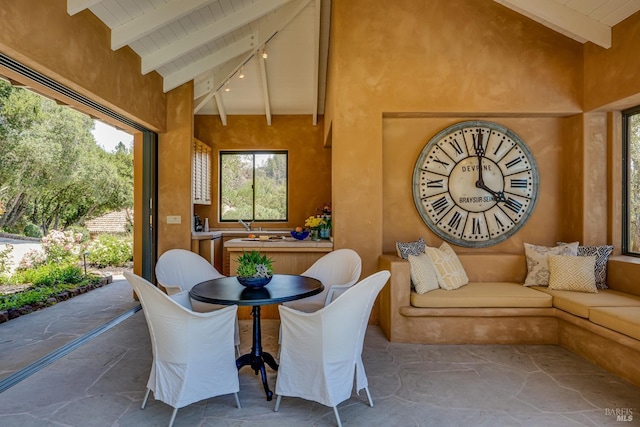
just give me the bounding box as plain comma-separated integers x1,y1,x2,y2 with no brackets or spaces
474,135,506,202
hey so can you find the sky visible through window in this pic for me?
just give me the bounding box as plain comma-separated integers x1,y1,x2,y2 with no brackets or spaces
91,120,133,152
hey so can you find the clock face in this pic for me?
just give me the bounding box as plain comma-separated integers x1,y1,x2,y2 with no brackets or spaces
412,121,539,248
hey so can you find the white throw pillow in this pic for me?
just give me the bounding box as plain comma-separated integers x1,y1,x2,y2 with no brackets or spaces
408,252,439,294
426,242,469,290
548,255,597,293
524,242,578,286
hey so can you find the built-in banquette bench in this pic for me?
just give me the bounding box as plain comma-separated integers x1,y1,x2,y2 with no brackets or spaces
378,253,640,387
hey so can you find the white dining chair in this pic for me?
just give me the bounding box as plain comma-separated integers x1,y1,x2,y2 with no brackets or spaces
283,248,362,313
274,270,391,427
124,272,240,427
155,248,225,295
155,248,240,352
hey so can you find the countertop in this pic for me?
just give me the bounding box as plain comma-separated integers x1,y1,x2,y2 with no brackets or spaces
191,229,290,240
223,237,333,249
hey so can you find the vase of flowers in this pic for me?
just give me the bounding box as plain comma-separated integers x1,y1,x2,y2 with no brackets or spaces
305,215,325,241
235,250,274,287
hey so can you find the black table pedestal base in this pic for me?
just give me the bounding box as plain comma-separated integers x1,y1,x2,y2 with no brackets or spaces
236,305,279,400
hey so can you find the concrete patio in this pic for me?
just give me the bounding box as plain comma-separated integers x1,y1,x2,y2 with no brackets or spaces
0,277,639,426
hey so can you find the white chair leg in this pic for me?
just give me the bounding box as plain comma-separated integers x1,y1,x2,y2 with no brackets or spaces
168,407,178,427
234,392,241,409
364,387,374,407
332,406,343,427
141,388,151,409
274,395,282,412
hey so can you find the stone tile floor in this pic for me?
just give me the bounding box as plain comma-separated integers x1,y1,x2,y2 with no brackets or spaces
0,278,639,426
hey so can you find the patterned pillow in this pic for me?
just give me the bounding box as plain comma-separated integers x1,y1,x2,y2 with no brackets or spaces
578,245,613,289
524,242,578,286
557,243,614,290
426,242,469,290
396,238,426,260
548,255,597,293
408,252,439,294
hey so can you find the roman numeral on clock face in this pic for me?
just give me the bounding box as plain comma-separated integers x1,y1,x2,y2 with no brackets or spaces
505,157,522,169
447,210,462,230
472,217,482,235
473,132,484,155
431,196,449,216
504,197,523,214
427,178,444,188
449,138,464,155
433,156,450,167
510,178,527,188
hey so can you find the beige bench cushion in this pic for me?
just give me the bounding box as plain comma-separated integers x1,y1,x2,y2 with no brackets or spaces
411,282,552,308
532,286,640,318
589,307,640,340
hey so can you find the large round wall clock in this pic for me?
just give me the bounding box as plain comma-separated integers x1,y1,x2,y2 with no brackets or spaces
412,120,539,248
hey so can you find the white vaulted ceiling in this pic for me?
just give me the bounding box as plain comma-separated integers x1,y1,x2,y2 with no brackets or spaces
67,0,640,125
68,0,329,125
495,0,640,49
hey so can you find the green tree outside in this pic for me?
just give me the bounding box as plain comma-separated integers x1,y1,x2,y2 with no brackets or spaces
0,80,133,235
221,152,287,221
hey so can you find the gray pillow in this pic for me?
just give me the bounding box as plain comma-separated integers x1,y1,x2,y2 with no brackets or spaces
396,238,426,260
578,245,613,289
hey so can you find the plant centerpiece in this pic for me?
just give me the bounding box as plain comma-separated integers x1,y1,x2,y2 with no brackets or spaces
235,250,274,288
305,216,326,241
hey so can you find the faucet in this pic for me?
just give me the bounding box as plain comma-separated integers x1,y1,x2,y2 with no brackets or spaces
238,219,253,231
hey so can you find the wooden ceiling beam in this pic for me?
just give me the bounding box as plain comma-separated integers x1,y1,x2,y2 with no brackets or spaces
141,0,291,74
163,35,256,92
67,0,102,16
495,0,611,48
111,0,213,50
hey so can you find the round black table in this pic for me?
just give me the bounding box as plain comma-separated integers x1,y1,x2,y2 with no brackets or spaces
189,274,323,401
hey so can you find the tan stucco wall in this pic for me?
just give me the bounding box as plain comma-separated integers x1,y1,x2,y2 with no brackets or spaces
157,83,194,255
194,115,331,229
328,0,585,280
585,11,640,111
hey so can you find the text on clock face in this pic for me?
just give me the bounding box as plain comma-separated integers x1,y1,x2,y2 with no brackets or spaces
460,164,493,173
459,196,496,203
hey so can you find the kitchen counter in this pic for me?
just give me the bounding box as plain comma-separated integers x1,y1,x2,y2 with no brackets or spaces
191,231,222,240
191,229,290,240
224,237,333,249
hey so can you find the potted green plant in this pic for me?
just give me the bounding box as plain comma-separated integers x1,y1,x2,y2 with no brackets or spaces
235,250,274,287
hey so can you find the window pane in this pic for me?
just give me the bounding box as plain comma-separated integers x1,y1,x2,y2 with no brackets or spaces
254,153,287,220
629,114,640,253
220,153,253,220
219,151,287,222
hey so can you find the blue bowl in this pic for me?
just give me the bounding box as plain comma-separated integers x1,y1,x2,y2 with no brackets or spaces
237,275,272,288
291,230,310,240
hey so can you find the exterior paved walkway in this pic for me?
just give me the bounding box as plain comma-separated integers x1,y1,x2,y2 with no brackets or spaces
0,277,139,381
